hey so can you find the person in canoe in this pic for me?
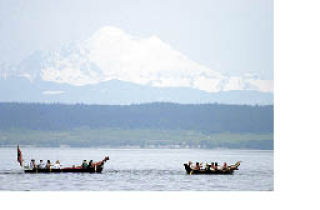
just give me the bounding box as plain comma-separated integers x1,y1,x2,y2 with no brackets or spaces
81,160,89,169
194,162,201,170
38,160,46,169
222,162,228,170
45,160,52,169
52,160,61,169
88,160,93,169
215,162,221,170
210,162,216,171
205,163,210,170
29,159,36,169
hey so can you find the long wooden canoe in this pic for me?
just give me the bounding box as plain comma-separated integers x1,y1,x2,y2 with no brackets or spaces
18,145,109,173
184,161,241,175
24,164,106,173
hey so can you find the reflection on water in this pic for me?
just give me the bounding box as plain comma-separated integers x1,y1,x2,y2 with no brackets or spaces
0,148,273,191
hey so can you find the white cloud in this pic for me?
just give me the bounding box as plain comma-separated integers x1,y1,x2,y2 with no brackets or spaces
39,26,273,93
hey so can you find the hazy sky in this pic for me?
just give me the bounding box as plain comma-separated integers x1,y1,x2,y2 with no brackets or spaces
0,0,273,79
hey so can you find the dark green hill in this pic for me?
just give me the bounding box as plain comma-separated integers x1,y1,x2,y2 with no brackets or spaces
0,102,273,133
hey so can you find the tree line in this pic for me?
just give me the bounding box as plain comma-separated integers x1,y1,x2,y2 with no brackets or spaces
0,102,273,133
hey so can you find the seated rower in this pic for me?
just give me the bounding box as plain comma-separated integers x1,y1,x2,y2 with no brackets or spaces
81,160,89,169
29,159,36,169
38,160,46,169
215,162,222,170
52,160,61,169
194,162,200,170
222,162,228,170
45,160,51,169
215,162,219,170
210,162,216,171
88,160,93,169
189,161,196,170
205,163,210,170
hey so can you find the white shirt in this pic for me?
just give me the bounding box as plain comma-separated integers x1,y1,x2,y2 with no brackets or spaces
52,163,61,169
39,162,46,169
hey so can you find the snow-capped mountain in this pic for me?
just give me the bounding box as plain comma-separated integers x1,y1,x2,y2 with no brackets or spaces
0,26,273,105
0,77,273,105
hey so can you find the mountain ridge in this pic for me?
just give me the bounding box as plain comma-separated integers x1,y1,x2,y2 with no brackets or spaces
0,76,273,105
0,26,273,105
1,26,273,94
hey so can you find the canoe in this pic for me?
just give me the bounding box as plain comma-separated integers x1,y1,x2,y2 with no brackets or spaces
17,145,109,173
24,165,104,173
24,157,109,173
184,161,241,175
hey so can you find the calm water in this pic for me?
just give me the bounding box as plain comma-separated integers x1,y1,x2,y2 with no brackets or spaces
0,147,273,191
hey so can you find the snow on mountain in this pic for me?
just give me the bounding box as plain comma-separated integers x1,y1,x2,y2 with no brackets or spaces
11,26,273,93
0,77,273,105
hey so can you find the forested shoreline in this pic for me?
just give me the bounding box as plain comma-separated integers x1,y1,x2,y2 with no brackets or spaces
0,103,273,149
0,102,273,133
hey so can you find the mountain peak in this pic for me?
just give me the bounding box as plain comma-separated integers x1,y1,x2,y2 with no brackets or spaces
10,26,273,93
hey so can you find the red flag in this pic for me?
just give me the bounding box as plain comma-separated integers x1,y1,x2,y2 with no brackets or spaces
17,145,23,167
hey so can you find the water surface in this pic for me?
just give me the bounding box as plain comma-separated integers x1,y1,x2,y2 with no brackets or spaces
0,147,273,191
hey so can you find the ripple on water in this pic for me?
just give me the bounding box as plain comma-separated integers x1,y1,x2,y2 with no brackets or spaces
0,148,273,191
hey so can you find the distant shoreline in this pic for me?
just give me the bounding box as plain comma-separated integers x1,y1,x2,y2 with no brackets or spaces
0,128,273,150
0,145,274,151
0,103,273,150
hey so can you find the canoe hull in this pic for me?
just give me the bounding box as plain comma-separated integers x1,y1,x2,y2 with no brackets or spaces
24,166,104,173
184,164,237,175
23,156,109,173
